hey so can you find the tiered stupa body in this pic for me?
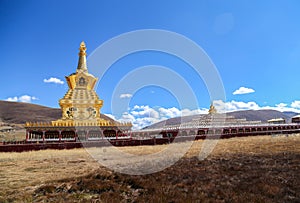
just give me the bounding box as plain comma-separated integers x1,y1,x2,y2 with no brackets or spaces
25,42,132,142
53,41,107,126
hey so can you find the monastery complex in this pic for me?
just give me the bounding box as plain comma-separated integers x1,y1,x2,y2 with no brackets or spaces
21,42,300,144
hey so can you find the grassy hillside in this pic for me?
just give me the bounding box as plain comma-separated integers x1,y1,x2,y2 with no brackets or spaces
229,109,296,122
0,100,113,124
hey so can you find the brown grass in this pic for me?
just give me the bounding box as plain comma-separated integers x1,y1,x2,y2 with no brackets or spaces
0,129,26,141
0,134,300,202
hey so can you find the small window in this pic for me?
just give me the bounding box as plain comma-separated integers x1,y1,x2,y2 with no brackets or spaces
79,77,86,86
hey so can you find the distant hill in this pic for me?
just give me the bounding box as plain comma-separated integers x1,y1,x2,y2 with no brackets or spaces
281,111,298,119
145,109,299,129
0,100,114,124
228,110,296,123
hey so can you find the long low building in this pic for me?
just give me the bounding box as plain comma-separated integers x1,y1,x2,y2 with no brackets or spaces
292,115,300,123
267,118,286,124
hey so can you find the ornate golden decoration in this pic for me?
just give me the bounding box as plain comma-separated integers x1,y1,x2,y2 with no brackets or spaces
208,102,217,114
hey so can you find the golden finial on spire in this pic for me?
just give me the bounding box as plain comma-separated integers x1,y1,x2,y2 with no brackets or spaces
77,41,88,72
79,41,87,56
208,102,217,114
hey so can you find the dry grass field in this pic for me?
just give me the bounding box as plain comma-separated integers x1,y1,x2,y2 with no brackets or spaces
0,129,26,142
0,134,300,202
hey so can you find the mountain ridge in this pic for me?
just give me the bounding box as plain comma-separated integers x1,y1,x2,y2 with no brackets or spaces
144,109,298,129
0,100,113,124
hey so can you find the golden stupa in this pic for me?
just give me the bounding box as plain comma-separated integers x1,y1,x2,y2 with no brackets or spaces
52,41,108,126
25,42,132,142
208,102,217,115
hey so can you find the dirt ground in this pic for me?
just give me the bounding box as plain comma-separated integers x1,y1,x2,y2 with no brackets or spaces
0,134,299,202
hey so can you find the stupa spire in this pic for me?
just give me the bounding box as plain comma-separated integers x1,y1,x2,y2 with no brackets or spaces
76,41,88,73
208,102,217,114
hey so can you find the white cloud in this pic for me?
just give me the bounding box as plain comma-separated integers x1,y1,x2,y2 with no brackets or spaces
120,112,136,121
275,103,288,109
158,107,181,118
132,105,145,110
223,100,260,112
120,93,132,99
6,97,18,102
133,117,161,130
43,77,64,84
106,105,209,130
212,100,227,113
233,87,255,95
131,105,160,119
6,95,38,103
217,100,300,113
291,100,300,109
19,95,37,103
181,108,208,116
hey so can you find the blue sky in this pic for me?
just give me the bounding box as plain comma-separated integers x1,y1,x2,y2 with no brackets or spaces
1,0,300,128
